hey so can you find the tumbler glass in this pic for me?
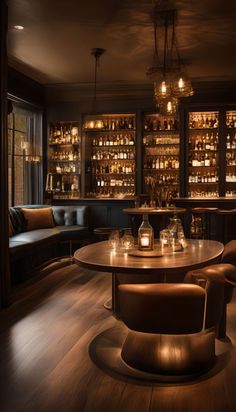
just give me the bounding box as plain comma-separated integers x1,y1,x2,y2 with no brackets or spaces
108,230,120,251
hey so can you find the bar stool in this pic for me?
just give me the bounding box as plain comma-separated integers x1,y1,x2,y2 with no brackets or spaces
217,209,236,244
190,207,218,239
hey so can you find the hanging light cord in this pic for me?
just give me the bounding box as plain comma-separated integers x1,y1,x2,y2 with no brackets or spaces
93,55,99,107
154,19,158,60
163,17,168,80
90,48,105,112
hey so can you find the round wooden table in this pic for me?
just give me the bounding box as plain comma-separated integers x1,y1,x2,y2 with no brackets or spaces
74,239,224,316
122,206,187,216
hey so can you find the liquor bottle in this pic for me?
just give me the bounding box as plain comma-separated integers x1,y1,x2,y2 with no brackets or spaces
211,172,216,183
192,154,197,167
232,134,236,149
128,117,134,129
205,133,211,150
129,134,135,145
163,119,168,130
210,114,215,128
159,157,164,169
105,136,110,146
212,153,216,166
210,133,215,150
204,153,210,167
175,158,179,169
100,176,105,187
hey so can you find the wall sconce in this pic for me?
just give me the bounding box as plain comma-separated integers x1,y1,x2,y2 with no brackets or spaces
21,139,41,163
138,214,154,251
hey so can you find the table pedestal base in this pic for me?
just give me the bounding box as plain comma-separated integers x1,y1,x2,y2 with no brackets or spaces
89,324,232,383
121,329,215,375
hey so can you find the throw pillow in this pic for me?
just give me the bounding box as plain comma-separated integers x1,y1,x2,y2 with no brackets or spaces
21,207,55,231
8,215,14,237
9,207,26,233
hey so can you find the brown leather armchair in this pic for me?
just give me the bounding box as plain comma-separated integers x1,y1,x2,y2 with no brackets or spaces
221,240,236,266
118,281,224,376
185,242,236,339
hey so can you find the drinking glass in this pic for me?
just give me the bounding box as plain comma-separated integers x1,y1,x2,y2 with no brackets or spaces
160,229,172,253
108,230,120,251
121,229,135,250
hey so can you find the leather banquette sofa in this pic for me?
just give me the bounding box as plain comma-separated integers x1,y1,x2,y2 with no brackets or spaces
9,205,90,284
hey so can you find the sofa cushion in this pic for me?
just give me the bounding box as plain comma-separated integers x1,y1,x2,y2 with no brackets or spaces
9,207,25,234
21,207,55,231
55,225,90,241
9,215,14,237
9,239,31,257
12,227,60,244
52,206,88,226
10,228,60,260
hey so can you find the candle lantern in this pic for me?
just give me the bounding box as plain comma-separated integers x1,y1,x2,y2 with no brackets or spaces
138,214,154,251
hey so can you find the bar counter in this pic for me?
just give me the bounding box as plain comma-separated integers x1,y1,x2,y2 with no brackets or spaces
51,196,236,243
175,197,236,208
174,197,236,242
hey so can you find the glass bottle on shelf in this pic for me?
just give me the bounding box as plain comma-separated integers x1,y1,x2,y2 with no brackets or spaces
47,121,81,200
83,113,136,199
187,111,219,198
225,110,236,197
142,113,180,199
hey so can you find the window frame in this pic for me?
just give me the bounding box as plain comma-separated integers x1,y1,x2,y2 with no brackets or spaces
7,95,43,206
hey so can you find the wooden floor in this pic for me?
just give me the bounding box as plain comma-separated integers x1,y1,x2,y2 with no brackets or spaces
1,263,236,412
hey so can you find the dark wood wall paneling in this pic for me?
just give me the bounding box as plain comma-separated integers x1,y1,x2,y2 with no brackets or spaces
8,66,45,107
0,1,11,307
45,80,236,118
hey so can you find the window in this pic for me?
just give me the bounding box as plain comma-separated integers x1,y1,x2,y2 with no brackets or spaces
8,100,43,206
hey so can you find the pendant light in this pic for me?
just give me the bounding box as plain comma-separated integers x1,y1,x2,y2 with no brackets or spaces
147,0,194,113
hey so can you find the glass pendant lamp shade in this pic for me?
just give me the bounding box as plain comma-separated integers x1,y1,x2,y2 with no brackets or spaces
154,80,172,99
157,97,178,115
172,76,194,98
147,0,194,107
154,76,194,104
138,214,154,251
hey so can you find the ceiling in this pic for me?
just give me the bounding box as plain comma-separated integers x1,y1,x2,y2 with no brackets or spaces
7,0,236,86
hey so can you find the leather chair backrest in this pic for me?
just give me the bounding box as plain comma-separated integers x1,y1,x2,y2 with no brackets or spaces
118,283,206,335
185,263,236,308
184,268,225,328
221,240,236,266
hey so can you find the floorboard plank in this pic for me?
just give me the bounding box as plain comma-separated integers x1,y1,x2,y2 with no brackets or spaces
0,265,236,411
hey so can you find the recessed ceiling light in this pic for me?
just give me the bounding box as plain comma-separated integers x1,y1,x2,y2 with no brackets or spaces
13,25,24,30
